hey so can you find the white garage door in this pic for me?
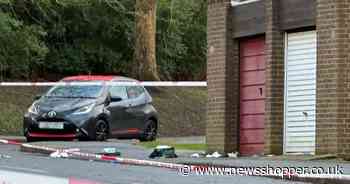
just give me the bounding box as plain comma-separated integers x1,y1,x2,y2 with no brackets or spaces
284,31,317,154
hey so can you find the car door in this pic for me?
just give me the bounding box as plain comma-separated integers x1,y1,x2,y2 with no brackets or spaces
125,86,148,130
106,86,134,135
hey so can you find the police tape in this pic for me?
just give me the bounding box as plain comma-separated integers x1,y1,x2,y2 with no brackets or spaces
0,81,207,87
0,139,22,145
0,138,186,170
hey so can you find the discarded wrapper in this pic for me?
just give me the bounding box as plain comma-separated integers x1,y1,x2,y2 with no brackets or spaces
206,151,223,158
191,153,200,158
190,152,206,158
227,152,239,158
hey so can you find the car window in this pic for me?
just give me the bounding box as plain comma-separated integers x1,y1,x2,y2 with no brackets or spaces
46,85,103,98
127,86,144,99
109,86,128,100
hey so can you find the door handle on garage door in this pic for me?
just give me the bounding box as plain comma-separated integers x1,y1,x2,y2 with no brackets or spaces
303,111,308,117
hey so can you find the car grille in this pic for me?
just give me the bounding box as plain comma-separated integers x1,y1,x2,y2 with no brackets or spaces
36,117,66,122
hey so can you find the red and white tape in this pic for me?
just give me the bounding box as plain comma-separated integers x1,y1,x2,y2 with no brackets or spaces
0,82,207,87
0,139,22,145
0,139,186,170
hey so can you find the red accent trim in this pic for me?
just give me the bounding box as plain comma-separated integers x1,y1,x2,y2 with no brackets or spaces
127,128,140,133
28,132,76,138
112,128,141,134
63,75,116,81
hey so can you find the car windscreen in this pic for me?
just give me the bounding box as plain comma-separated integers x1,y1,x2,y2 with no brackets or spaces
45,84,104,98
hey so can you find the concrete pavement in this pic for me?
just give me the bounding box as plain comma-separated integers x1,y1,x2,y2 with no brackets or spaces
19,139,349,183
4,136,347,183
0,139,309,184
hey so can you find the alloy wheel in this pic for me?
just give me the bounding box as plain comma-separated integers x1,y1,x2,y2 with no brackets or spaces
144,121,157,141
95,120,108,141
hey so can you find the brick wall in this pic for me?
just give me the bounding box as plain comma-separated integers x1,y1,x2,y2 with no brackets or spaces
207,0,350,157
316,0,350,157
264,0,285,155
206,0,239,153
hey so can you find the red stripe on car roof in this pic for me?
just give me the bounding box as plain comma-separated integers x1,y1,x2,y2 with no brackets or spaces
63,75,116,81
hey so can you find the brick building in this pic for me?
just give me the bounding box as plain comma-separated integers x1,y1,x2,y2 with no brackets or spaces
206,0,350,158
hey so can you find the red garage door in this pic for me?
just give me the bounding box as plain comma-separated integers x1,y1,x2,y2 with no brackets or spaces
239,37,266,156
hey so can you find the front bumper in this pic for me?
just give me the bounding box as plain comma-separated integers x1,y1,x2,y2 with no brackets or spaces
23,113,96,139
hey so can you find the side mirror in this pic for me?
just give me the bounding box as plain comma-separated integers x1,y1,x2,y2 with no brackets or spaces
111,96,123,103
34,95,42,100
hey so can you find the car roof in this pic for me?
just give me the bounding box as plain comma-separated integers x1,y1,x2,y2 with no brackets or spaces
62,75,139,82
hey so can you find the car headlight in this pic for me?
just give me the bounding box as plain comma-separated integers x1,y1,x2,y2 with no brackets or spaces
28,102,40,115
72,103,95,115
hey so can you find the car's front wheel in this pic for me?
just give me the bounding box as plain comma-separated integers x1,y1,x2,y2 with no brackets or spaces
95,119,109,141
140,119,157,142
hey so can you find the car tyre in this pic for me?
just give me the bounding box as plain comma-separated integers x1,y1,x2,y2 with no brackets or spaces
140,120,157,142
95,119,109,141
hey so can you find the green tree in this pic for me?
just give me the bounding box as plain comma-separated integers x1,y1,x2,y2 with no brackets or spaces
0,11,48,80
0,0,207,81
156,0,207,80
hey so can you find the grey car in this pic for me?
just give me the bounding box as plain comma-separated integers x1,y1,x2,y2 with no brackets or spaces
23,75,158,142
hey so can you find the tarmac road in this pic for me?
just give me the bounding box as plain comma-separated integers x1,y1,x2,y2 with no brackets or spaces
0,140,310,184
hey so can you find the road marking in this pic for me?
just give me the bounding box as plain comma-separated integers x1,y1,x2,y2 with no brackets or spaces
0,165,48,174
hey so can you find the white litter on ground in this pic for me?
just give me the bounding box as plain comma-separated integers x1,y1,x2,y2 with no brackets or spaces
227,152,239,158
190,152,206,158
206,151,222,158
50,148,80,158
0,154,11,159
191,153,200,158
